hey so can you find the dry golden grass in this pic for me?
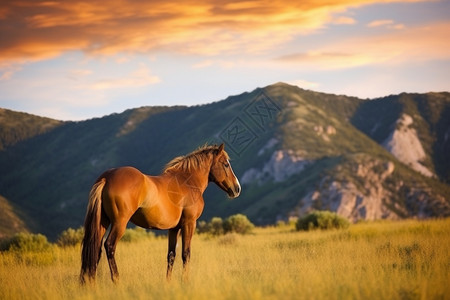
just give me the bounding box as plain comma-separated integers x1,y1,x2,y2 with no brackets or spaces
1,218,449,300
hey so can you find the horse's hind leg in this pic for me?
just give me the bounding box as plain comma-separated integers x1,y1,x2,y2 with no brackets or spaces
104,219,127,283
95,213,110,268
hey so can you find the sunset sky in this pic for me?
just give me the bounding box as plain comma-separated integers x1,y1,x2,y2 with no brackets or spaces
0,0,449,121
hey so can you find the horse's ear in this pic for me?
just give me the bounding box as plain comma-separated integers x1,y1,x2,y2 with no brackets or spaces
218,143,224,153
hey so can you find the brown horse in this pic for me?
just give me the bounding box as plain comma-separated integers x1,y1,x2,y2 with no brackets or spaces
79,144,241,283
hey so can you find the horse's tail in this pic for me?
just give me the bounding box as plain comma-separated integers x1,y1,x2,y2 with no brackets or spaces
80,178,106,284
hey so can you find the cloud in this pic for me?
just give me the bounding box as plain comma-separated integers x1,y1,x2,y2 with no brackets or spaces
192,60,214,69
367,19,405,29
191,59,237,69
332,16,357,25
276,51,374,69
276,22,450,69
367,19,395,27
89,65,160,90
67,69,93,80
288,79,320,90
0,62,22,80
0,0,429,65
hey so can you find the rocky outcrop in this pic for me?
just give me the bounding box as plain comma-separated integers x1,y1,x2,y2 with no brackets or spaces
291,156,450,222
382,114,434,177
295,181,399,222
293,158,398,221
241,149,310,184
314,125,337,142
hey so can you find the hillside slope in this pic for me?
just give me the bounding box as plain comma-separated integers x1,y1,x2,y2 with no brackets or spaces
0,195,29,238
0,83,449,239
0,108,62,150
351,92,450,182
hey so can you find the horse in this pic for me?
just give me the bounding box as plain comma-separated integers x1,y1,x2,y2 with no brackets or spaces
79,144,241,283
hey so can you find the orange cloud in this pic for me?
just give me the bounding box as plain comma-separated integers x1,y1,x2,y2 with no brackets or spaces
0,0,437,65
89,65,160,90
333,16,357,25
276,22,450,69
367,19,395,27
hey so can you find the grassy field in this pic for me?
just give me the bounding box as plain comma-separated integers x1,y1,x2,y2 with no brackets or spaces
0,219,449,300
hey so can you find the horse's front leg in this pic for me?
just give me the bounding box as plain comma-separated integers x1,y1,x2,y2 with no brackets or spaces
166,228,180,281
181,221,196,280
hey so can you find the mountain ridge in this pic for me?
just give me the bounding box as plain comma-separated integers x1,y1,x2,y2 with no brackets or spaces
1,83,449,239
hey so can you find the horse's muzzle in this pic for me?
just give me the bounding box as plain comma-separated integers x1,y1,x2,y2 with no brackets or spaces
227,182,241,198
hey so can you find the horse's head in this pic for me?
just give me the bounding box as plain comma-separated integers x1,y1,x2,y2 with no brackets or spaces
209,144,241,198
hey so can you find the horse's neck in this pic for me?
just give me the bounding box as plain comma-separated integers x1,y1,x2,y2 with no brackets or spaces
189,160,212,193
166,158,212,194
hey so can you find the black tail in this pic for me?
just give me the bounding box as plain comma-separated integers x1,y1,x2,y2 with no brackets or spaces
80,178,106,284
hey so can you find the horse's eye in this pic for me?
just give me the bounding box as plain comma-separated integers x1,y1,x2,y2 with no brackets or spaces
224,163,229,168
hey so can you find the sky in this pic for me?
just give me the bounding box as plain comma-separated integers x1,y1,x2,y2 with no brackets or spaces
0,0,449,121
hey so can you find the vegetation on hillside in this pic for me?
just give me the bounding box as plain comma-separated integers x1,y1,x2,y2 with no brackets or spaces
0,195,28,238
0,108,62,150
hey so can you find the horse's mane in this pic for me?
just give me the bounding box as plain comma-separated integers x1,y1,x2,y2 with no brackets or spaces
163,144,229,173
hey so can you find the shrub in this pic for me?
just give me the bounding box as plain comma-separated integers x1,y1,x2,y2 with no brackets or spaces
209,217,225,235
57,227,84,247
197,220,209,234
121,227,155,243
198,214,255,235
223,214,255,235
0,232,52,252
276,220,286,227
197,217,225,235
296,211,350,231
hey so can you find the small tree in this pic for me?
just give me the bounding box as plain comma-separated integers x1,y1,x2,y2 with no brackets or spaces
57,227,84,247
197,220,209,234
223,214,254,235
121,227,155,242
197,215,255,235
296,211,350,231
197,217,224,235
1,232,52,252
209,217,225,236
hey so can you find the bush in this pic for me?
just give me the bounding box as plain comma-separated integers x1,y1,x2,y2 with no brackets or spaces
57,227,84,247
197,220,209,234
209,217,225,235
296,211,350,231
121,227,155,243
223,214,254,235
198,214,255,235
197,217,225,236
0,232,52,252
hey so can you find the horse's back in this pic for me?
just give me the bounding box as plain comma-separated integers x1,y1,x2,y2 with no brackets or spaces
99,167,182,229
101,166,143,184
100,167,147,219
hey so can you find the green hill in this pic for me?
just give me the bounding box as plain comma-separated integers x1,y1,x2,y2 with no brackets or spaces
0,83,449,239
0,108,62,151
